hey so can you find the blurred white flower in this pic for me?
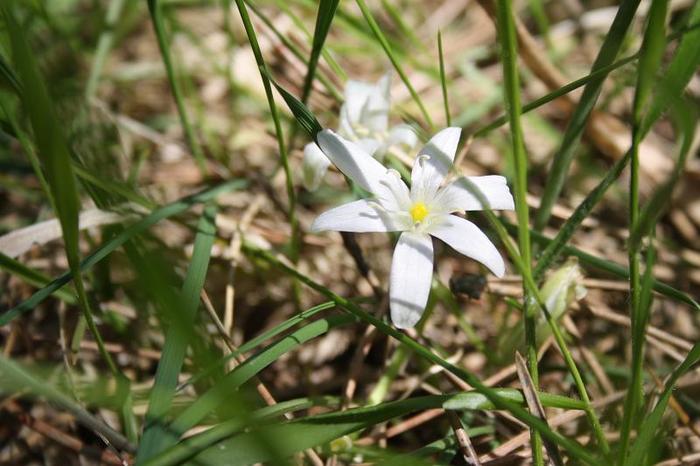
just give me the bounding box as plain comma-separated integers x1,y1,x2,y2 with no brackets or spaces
311,127,514,328
302,73,418,190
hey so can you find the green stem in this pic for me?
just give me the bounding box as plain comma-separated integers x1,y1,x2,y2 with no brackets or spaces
232,0,299,263
495,1,542,463
147,0,208,175
437,30,451,126
355,0,434,130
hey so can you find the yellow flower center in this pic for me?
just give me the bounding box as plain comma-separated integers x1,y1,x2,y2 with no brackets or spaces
410,202,429,223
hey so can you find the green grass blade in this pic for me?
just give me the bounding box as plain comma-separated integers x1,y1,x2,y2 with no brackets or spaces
0,51,21,94
631,99,696,247
534,0,642,231
625,341,700,466
473,52,638,137
148,390,585,466
0,179,246,326
0,354,135,453
158,314,355,450
437,30,451,126
147,0,207,174
233,0,299,262
142,396,342,466
354,0,434,129
494,1,543,461
0,252,76,304
2,1,120,378
300,0,339,103
85,0,128,99
244,244,599,465
641,1,700,135
244,1,342,100
619,2,669,460
268,74,323,140
136,203,219,462
178,301,335,391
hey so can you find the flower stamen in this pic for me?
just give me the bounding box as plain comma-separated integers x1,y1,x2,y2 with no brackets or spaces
410,202,429,223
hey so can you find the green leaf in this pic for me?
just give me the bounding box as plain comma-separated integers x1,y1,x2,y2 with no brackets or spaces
534,0,642,230
0,179,246,326
136,203,219,462
269,73,323,139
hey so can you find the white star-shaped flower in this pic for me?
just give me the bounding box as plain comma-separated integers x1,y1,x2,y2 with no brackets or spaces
302,73,418,190
311,127,515,328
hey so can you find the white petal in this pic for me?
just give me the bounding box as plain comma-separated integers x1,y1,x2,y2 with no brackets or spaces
386,124,418,149
361,73,391,132
428,215,505,277
302,143,331,190
316,130,411,211
390,232,434,329
411,127,461,201
357,138,383,157
311,199,406,233
433,176,515,212
317,129,388,193
343,80,375,124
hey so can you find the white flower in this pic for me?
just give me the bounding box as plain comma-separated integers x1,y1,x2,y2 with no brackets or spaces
311,127,515,329
302,73,418,190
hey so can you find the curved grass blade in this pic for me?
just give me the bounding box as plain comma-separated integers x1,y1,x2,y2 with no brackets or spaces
136,203,219,462
534,0,642,231
233,0,299,262
177,301,335,391
145,389,585,466
269,73,323,140
0,179,246,326
150,314,356,454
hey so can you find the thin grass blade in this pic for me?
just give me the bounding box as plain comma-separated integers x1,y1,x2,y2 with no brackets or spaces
534,0,642,230
136,203,220,462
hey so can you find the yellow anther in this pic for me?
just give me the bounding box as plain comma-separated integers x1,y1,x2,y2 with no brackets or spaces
410,202,429,223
